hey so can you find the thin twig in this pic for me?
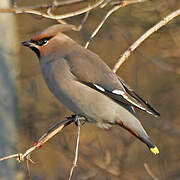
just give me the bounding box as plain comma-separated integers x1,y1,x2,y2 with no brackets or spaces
0,114,86,178
3,0,86,11
100,0,112,8
0,153,20,162
0,117,74,163
85,0,148,48
72,10,90,31
21,118,74,160
85,4,120,48
26,156,31,180
111,0,147,6
112,25,180,75
0,0,104,21
113,8,180,73
144,163,159,180
68,117,81,180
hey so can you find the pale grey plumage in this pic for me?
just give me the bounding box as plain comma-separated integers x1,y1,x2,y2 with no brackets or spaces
22,24,159,154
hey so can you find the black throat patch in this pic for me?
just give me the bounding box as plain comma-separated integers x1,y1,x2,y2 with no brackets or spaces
30,47,40,58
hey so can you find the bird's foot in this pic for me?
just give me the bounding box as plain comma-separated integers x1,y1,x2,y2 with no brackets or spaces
72,114,86,126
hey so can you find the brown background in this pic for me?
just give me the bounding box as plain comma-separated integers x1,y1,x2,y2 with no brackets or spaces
3,0,180,179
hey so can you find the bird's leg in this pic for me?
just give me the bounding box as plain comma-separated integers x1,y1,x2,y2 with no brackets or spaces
73,114,86,126
68,115,86,180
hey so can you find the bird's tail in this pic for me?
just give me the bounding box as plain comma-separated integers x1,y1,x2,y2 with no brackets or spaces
116,114,159,155
140,135,159,155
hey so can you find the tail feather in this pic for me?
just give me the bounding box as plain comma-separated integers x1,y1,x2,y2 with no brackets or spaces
140,135,160,155
117,114,159,155
150,146,159,155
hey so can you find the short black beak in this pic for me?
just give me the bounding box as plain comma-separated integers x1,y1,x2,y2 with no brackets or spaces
22,40,31,47
22,40,40,58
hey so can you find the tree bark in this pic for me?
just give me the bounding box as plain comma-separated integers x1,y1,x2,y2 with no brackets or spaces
0,0,23,179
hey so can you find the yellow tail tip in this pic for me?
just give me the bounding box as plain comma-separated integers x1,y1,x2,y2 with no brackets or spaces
150,146,159,155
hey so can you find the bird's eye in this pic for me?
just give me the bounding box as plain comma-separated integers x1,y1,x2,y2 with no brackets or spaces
37,38,49,46
35,37,52,46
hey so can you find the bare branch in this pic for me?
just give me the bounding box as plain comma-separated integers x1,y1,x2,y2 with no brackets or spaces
144,163,159,180
0,117,74,163
113,9,180,73
72,10,90,31
85,4,120,48
85,0,148,48
0,115,87,180
68,117,82,180
0,153,20,162
0,0,104,21
111,0,148,6
26,157,31,180
100,0,112,8
4,0,86,11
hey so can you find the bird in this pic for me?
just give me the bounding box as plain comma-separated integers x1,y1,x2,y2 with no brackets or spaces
22,24,160,155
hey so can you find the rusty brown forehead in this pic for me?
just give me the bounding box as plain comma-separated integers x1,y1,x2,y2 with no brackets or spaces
32,33,52,41
31,24,75,41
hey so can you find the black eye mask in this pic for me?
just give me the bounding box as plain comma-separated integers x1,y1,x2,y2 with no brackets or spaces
31,37,52,46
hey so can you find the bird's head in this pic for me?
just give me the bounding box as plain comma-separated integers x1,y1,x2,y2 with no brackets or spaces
22,24,74,58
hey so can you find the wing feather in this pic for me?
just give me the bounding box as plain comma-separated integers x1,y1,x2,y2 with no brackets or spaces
80,81,160,117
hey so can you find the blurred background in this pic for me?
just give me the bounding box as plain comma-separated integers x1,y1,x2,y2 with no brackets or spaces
0,0,180,179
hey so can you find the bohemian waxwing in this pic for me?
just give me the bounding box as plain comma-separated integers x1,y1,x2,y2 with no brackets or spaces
22,24,160,155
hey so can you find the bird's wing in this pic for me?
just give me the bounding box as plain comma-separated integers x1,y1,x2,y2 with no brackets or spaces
117,77,160,116
80,80,160,117
64,46,160,117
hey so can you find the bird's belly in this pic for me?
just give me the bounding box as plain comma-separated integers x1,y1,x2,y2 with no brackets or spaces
40,61,119,128
54,83,117,123
42,72,118,126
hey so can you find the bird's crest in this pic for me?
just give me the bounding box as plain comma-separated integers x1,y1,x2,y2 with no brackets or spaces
32,24,75,41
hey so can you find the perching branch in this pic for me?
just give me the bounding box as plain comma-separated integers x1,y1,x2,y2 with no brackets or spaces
68,116,83,180
0,116,75,163
113,8,180,73
0,1,179,179
26,157,31,180
0,115,86,180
